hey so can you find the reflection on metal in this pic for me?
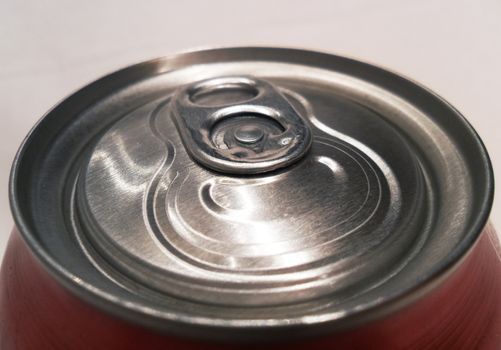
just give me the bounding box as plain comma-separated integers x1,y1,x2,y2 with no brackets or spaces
79,83,412,305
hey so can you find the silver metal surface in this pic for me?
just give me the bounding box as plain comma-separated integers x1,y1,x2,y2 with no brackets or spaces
171,76,312,174
9,47,493,340
80,81,408,306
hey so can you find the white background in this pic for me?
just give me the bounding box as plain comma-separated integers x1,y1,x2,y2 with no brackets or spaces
1,0,500,259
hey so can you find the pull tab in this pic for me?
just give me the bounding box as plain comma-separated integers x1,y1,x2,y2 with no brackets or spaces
170,76,312,174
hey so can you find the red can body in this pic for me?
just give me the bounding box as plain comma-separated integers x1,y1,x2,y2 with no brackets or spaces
2,224,500,349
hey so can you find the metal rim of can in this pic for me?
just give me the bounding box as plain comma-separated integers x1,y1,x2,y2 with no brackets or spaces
8,47,494,340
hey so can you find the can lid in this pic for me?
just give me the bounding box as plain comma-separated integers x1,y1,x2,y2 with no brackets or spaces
11,48,493,339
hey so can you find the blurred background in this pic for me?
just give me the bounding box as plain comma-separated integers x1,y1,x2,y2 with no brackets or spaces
1,0,500,259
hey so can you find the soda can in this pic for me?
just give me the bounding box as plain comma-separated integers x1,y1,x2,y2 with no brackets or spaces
1,47,499,349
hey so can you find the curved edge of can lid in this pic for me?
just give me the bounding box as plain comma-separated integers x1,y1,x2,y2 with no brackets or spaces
8,46,495,341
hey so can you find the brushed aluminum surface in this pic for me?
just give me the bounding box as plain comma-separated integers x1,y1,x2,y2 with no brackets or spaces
9,47,493,339
80,72,421,307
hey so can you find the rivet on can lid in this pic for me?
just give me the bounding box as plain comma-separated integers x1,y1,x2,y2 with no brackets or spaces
233,124,265,144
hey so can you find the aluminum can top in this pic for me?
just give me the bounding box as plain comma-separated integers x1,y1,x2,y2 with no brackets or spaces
10,47,494,340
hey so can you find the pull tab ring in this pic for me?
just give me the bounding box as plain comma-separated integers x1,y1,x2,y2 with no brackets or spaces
170,76,312,174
